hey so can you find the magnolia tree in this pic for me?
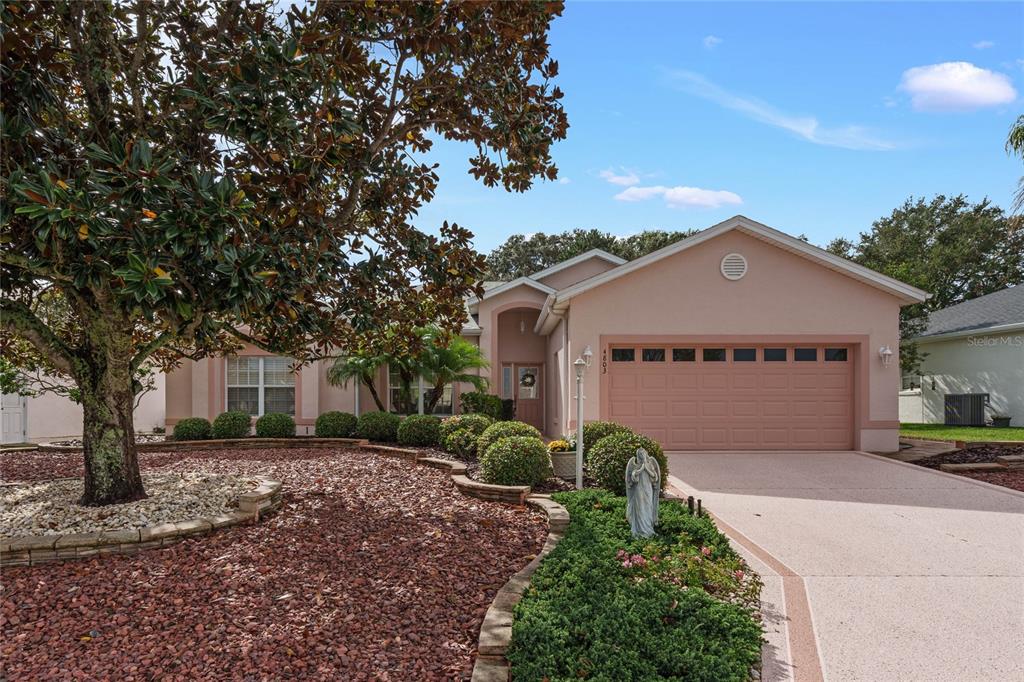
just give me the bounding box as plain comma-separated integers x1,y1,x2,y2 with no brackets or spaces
0,0,567,504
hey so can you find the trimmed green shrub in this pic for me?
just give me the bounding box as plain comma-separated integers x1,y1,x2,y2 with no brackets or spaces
480,436,552,486
397,414,441,446
443,428,478,458
476,420,542,457
315,411,357,438
211,411,251,439
507,490,762,682
587,430,668,495
356,410,401,442
172,417,211,441
439,413,494,444
582,420,631,455
255,412,295,438
460,391,504,420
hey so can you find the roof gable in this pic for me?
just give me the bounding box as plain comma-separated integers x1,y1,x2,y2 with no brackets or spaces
529,248,626,282
534,215,929,334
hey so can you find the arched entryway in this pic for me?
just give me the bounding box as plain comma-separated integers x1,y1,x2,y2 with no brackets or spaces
492,306,546,431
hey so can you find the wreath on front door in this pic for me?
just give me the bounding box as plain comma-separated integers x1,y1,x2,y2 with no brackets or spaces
520,372,536,388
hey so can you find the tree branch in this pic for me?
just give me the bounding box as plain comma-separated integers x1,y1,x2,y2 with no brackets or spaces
0,298,77,377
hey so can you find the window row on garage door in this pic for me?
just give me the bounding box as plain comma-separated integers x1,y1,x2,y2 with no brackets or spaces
605,344,854,450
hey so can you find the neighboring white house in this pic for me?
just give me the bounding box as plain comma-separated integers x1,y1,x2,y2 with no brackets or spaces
0,374,166,444
900,286,1024,426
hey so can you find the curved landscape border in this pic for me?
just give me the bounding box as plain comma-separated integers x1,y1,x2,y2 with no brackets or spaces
0,477,282,568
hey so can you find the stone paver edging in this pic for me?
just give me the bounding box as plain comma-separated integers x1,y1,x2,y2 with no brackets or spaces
0,477,282,568
471,494,569,682
38,437,366,453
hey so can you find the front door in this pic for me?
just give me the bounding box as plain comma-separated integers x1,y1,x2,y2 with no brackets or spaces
512,364,543,432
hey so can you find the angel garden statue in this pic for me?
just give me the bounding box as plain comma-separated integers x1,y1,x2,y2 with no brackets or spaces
625,447,660,538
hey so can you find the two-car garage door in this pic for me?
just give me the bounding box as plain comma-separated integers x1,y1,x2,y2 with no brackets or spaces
606,343,854,450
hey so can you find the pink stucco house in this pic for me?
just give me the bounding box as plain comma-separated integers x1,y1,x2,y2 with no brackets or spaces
165,215,928,452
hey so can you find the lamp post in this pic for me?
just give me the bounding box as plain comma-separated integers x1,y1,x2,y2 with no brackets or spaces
573,357,586,489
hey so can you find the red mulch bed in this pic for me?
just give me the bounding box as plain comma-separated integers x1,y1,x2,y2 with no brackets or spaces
0,447,547,680
910,444,1024,493
959,469,1024,493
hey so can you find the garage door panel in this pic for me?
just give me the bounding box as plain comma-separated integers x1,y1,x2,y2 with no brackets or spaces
641,374,667,390
701,373,728,390
732,373,758,390
822,400,849,417
610,374,637,390
670,374,698,390
671,401,698,417
762,400,789,417
609,401,636,418
731,400,758,417
761,374,789,390
792,373,821,390
607,343,853,450
702,401,729,417
639,400,667,417
792,400,818,417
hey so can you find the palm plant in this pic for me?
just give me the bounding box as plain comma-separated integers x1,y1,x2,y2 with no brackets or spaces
419,329,490,413
1007,114,1024,212
326,352,389,412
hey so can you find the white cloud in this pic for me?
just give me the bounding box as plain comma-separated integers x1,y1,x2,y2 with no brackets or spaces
667,70,897,151
899,61,1016,111
972,40,995,50
558,177,571,185
614,185,743,209
599,168,640,186
703,35,722,49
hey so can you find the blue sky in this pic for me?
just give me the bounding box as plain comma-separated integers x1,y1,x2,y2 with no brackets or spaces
413,1,1023,252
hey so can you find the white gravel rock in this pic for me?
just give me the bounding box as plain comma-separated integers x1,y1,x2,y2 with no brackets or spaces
0,473,257,537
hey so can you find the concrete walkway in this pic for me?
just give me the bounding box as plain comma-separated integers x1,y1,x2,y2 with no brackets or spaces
665,450,1024,682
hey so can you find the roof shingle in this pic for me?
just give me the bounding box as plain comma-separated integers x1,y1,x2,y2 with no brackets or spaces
919,285,1024,337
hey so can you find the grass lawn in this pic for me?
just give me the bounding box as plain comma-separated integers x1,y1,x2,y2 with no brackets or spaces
900,423,1024,442
507,490,762,681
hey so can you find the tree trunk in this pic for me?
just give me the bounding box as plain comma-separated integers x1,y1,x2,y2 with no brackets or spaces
77,330,146,505
362,376,387,412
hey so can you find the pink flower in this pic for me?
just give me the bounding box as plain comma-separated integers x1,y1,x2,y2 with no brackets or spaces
701,546,712,557
734,570,745,580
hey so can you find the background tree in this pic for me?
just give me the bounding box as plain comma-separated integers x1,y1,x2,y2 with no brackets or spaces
826,195,1024,372
1007,114,1024,212
485,228,696,279
1,0,567,504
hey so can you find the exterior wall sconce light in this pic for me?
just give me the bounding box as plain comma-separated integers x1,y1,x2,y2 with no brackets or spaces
879,345,894,367
582,345,593,368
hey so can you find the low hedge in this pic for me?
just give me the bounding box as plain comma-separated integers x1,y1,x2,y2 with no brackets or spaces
172,417,211,441
315,411,358,438
356,411,401,442
476,420,542,458
587,430,668,495
397,414,441,446
255,412,295,438
460,391,504,421
507,490,762,681
582,420,631,455
442,428,478,458
480,436,552,486
211,411,251,439
439,413,494,452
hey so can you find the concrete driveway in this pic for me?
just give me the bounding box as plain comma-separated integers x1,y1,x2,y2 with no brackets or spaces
665,450,1024,682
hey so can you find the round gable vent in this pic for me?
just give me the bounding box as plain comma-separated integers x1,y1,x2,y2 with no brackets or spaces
720,253,747,280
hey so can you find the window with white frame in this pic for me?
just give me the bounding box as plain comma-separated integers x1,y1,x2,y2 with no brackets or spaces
227,356,295,416
387,368,453,415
